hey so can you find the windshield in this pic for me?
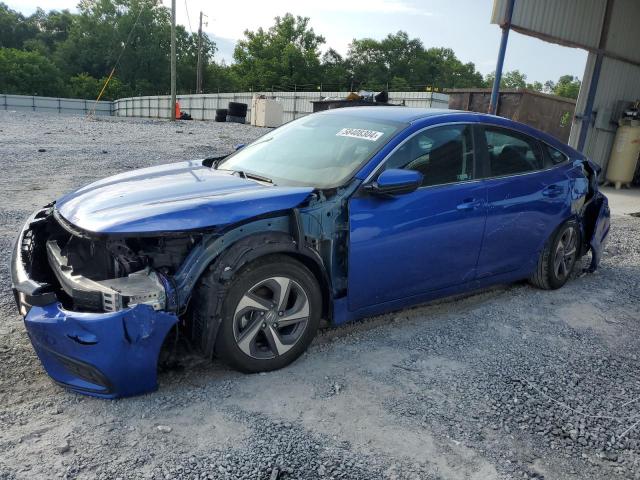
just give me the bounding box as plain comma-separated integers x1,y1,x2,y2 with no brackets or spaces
217,113,406,188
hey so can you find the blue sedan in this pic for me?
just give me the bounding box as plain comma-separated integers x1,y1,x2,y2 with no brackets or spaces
11,107,610,398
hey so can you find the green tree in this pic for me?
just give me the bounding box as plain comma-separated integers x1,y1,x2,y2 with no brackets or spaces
28,7,74,53
421,47,484,88
551,75,581,99
0,47,66,95
389,76,410,91
55,0,214,95
176,29,217,93
232,13,325,90
68,72,131,99
347,32,484,91
205,61,241,93
69,72,100,98
485,69,528,89
484,70,544,91
0,0,231,97
321,48,349,90
502,70,527,88
527,80,543,92
0,3,38,49
55,0,172,94
485,71,578,96
346,38,387,89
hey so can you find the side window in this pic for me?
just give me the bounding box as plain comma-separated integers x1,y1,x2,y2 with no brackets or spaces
385,125,475,187
484,128,544,177
542,143,569,166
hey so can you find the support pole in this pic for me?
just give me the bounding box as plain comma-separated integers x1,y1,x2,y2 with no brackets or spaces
576,55,603,152
576,0,614,152
488,0,515,115
170,0,176,121
196,11,204,94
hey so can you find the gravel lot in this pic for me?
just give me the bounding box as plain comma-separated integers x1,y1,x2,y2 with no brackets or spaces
1,111,639,480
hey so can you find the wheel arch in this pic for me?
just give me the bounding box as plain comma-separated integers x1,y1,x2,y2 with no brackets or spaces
533,213,581,260
189,230,332,358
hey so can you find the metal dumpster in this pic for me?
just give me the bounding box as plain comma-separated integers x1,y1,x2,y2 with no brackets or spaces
447,88,576,142
311,99,400,113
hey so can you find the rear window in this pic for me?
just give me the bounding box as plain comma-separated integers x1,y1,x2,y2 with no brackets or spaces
484,128,544,177
543,143,569,165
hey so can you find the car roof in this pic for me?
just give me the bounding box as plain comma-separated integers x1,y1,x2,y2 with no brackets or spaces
317,106,576,155
316,106,458,123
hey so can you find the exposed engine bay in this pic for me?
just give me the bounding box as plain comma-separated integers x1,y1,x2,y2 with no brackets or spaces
21,207,198,314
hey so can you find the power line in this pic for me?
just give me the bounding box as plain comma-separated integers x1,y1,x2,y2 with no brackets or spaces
183,0,192,32
89,4,145,116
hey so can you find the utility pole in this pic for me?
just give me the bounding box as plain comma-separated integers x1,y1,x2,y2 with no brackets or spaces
170,0,176,120
196,11,205,94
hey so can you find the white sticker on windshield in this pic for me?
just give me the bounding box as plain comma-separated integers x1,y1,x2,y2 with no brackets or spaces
336,128,384,142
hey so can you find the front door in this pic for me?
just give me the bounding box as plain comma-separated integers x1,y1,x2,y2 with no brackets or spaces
348,124,487,311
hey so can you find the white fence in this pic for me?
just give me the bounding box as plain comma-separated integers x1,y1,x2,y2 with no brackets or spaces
113,91,450,123
1,94,113,116
1,91,449,122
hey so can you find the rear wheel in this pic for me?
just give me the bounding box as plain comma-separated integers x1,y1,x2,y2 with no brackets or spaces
214,255,321,372
530,219,581,290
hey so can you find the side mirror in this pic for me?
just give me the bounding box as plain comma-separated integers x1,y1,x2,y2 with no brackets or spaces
234,143,246,151
365,168,423,196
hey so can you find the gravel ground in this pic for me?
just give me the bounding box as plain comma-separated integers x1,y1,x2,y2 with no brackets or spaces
1,111,639,480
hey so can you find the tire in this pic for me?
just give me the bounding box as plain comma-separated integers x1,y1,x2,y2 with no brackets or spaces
530,219,581,290
212,255,322,373
226,115,246,124
214,108,228,122
228,102,247,116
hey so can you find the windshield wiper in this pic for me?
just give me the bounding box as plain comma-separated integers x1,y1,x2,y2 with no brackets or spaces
226,169,273,184
203,156,227,169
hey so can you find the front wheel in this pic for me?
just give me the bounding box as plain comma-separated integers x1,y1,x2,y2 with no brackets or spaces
214,255,322,373
530,219,581,290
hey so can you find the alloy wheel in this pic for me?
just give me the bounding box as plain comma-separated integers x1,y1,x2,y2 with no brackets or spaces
232,276,310,359
553,225,578,280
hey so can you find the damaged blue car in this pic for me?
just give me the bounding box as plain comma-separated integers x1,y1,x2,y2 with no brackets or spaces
11,107,610,398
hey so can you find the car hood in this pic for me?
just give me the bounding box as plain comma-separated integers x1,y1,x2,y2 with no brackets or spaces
55,160,313,234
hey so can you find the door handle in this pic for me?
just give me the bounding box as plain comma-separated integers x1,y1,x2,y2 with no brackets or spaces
456,198,483,211
542,185,563,198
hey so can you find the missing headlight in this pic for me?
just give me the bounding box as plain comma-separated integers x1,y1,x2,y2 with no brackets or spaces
46,240,167,312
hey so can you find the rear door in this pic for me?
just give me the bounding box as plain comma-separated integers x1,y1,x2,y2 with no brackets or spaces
348,123,488,311
475,125,572,278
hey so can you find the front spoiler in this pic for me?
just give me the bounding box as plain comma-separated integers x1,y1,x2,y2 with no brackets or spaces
24,302,178,398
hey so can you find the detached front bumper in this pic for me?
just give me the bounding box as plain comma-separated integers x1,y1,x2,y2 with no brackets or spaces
11,208,178,398
23,302,177,398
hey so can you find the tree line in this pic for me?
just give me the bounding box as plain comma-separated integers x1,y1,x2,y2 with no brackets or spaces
0,0,582,100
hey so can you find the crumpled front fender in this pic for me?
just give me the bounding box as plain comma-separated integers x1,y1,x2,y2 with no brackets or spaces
24,303,178,398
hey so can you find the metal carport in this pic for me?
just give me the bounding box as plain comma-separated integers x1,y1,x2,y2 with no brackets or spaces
490,0,640,176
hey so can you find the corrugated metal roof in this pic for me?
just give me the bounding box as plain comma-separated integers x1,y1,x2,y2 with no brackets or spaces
492,0,640,64
492,0,604,49
606,0,640,64
490,0,640,170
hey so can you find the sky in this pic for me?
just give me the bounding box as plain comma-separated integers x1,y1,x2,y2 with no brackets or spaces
7,0,588,84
